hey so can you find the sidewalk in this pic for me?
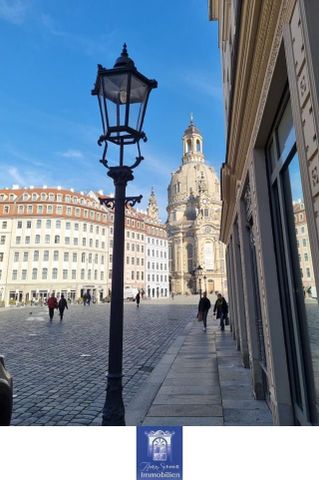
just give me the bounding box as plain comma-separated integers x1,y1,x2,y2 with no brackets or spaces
126,314,273,426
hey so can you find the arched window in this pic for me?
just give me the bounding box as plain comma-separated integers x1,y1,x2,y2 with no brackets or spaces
187,139,192,153
204,242,214,270
186,243,193,273
196,139,201,152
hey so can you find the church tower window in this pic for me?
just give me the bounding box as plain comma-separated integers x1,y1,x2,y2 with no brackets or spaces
187,243,193,272
196,139,201,152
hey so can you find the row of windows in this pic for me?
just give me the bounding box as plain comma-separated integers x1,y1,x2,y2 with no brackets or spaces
126,257,144,266
14,219,106,235
12,251,105,264
130,271,144,281
2,203,107,221
147,274,168,282
126,231,144,241
14,235,105,249
147,262,168,271
11,268,105,281
125,243,144,253
0,191,100,207
147,249,167,259
147,237,167,246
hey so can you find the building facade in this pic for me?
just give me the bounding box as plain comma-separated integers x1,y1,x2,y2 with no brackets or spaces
167,119,226,295
0,186,169,306
210,0,319,425
145,190,169,299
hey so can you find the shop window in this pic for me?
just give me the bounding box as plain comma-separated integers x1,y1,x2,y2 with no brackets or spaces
267,96,319,424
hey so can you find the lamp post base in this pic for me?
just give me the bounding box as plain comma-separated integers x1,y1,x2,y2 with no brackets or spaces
102,376,125,426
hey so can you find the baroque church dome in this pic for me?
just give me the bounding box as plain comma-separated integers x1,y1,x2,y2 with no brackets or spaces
167,118,220,223
166,118,225,296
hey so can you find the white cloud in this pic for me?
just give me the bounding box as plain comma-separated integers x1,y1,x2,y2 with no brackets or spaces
182,72,222,100
60,149,84,159
7,166,24,184
0,165,49,188
40,13,117,57
0,0,29,24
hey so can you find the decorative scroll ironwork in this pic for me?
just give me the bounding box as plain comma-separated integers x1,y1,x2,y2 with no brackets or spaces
99,197,116,209
98,137,145,171
99,195,143,210
125,195,143,207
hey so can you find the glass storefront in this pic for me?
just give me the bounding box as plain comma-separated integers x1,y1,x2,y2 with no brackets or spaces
267,97,319,424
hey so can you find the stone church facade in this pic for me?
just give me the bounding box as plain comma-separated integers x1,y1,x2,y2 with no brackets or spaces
167,119,226,295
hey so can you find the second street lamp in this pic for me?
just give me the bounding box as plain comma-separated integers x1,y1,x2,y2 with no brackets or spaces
196,265,203,298
92,44,157,426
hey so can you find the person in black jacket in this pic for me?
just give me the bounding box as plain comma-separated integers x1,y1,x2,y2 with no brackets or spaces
197,292,211,332
58,293,68,321
213,293,228,331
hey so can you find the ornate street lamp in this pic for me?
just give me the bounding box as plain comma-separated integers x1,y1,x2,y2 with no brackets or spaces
194,265,203,297
92,44,157,426
203,275,207,293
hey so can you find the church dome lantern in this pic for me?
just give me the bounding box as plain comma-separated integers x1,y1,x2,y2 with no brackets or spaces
182,115,204,163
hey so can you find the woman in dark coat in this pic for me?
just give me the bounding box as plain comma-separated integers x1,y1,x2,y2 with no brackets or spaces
58,294,68,321
213,293,228,331
197,292,211,332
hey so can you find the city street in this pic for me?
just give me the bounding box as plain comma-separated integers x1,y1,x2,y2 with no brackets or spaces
0,299,195,426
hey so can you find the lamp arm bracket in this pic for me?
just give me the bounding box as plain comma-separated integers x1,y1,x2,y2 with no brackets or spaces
99,197,116,209
125,195,143,208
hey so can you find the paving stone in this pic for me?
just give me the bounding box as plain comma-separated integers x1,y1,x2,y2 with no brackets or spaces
163,377,219,386
0,303,194,425
143,416,224,426
153,394,221,405
223,408,273,426
147,404,223,417
159,385,219,396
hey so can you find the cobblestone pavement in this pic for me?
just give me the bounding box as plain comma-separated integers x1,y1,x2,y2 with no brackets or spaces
0,300,197,426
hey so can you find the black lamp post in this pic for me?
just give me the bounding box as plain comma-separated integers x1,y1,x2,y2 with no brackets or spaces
196,265,203,298
203,275,207,293
92,44,157,426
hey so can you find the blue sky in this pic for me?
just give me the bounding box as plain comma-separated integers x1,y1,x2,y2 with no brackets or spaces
0,0,225,221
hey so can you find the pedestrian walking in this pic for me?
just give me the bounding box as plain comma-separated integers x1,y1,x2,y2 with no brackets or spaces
47,293,58,322
135,291,141,308
213,293,228,331
197,292,211,332
58,293,68,321
82,293,87,306
86,291,92,306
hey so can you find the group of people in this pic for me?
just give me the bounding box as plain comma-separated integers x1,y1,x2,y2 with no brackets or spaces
197,292,228,332
47,293,68,322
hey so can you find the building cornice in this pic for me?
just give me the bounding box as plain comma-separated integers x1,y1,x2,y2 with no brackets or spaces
220,0,295,243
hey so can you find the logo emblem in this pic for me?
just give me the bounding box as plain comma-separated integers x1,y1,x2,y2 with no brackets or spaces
137,426,183,480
